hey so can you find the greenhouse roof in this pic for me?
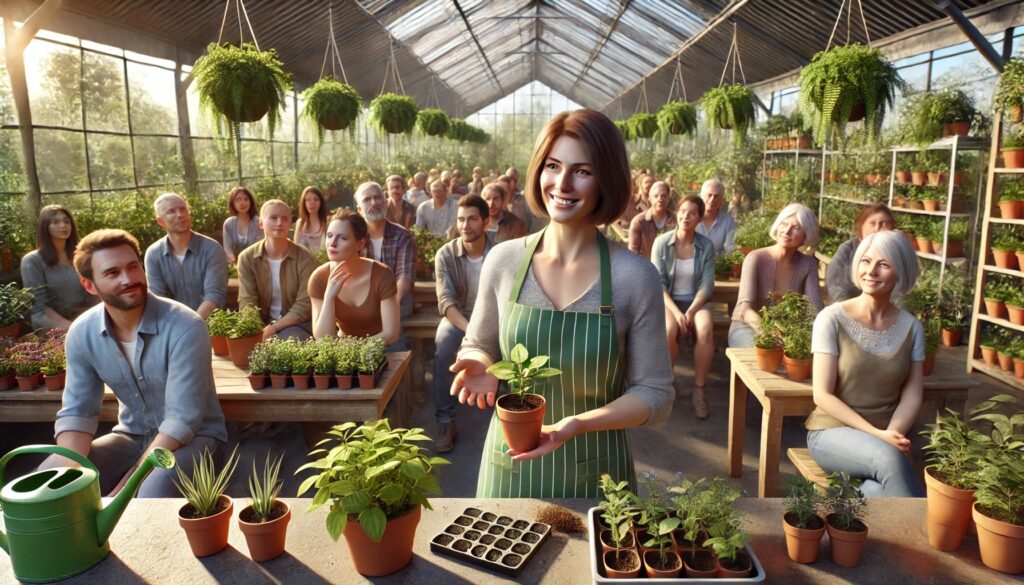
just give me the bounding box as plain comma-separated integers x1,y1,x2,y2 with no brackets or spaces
7,0,1005,115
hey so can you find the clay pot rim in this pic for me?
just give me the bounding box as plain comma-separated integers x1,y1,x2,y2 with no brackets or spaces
179,494,234,525
238,501,291,534
972,503,1024,538
924,467,975,498
825,514,868,535
783,512,827,534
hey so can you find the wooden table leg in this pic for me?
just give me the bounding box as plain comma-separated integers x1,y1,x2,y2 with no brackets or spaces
727,368,747,478
759,400,783,498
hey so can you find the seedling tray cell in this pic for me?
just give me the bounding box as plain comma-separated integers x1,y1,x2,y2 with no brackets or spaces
430,506,551,577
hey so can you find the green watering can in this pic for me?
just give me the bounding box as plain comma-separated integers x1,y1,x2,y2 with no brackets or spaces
0,445,175,583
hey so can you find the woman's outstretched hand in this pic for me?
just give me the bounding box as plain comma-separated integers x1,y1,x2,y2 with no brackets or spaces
450,358,498,409
507,417,582,461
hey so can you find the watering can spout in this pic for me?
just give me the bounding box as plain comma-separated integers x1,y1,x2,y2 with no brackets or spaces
96,448,175,544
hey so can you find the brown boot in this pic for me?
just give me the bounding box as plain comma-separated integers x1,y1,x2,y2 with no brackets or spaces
692,385,709,420
435,421,457,453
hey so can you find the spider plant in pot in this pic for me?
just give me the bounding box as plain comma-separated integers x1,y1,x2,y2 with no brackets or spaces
416,108,450,137
297,419,449,576
657,100,697,137
311,337,337,390
175,446,239,557
637,473,682,577
627,113,658,140
597,474,641,578
226,306,265,369
300,78,362,143
206,308,232,356
823,471,868,568
191,43,291,147
919,407,983,551
369,93,418,135
238,452,290,561
705,519,751,577
995,57,1024,123
700,84,755,145
486,343,561,452
783,474,825,563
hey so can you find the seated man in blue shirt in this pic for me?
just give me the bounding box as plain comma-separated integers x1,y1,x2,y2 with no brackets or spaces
46,229,227,497
144,192,228,319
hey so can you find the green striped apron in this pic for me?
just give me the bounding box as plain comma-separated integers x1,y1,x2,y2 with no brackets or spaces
476,229,635,498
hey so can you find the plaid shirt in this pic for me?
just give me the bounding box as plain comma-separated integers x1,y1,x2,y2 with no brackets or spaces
364,220,415,283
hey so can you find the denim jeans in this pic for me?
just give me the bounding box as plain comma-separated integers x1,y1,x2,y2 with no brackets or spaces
433,317,465,423
727,320,756,348
807,426,924,497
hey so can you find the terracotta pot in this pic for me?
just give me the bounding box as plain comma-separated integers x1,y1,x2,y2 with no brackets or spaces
923,354,936,376
943,121,971,136
941,328,961,347
336,374,354,390
227,333,262,369
951,172,963,188
916,237,932,252
895,171,912,184
998,351,1014,372
496,393,546,452
0,323,21,338
343,505,420,576
864,173,882,186
716,551,752,578
783,355,812,382
924,469,975,551
682,549,717,578
1014,357,1024,379
783,513,825,564
313,374,333,390
210,335,229,356
357,373,376,389
826,515,868,568
936,241,963,258
908,237,920,251
599,528,636,554
911,171,927,186
43,371,65,391
1008,105,1024,123
291,372,311,390
731,264,741,279
238,501,291,562
922,199,940,212
998,200,1023,220
248,373,267,390
1002,149,1024,169
926,174,946,188
755,346,783,373
985,298,1007,319
0,248,12,272
269,373,289,389
643,549,682,578
993,249,1018,270
981,346,998,365
179,495,233,557
603,548,641,578
1017,252,1024,269
827,171,838,183
1007,305,1024,326
796,136,811,149
973,503,1024,574
740,246,753,255
0,373,14,391
15,373,41,391
907,200,925,210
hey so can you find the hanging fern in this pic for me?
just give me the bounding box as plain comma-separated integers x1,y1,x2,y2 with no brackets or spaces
192,42,292,147
700,84,755,145
300,78,362,144
369,93,418,135
799,43,905,149
417,108,450,137
627,113,658,139
615,119,635,141
657,100,698,137
445,118,489,144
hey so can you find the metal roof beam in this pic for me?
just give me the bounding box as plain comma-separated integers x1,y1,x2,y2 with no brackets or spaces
931,0,1003,72
568,0,632,94
451,0,505,95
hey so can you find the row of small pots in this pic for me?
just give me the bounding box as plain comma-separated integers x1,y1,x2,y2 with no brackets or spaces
894,171,962,188
0,371,65,392
783,513,868,567
983,296,1024,325
598,529,753,579
978,346,1024,378
754,347,812,382
178,494,291,562
248,364,385,391
766,136,813,150
908,236,964,258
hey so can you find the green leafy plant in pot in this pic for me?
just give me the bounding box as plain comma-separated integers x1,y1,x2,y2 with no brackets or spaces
995,57,1024,123
416,108,450,137
357,336,387,389
175,446,240,557
823,471,868,567
700,84,755,145
637,473,682,577
486,343,561,452
226,306,265,369
753,306,783,373
919,407,983,551
369,93,418,135
297,419,449,576
657,100,697,137
783,474,825,563
705,518,751,577
301,78,362,143
192,43,292,146
247,340,269,390
0,282,34,337
597,474,641,578
627,113,658,140
206,308,233,356
311,337,337,389
1002,129,1024,169
238,452,290,562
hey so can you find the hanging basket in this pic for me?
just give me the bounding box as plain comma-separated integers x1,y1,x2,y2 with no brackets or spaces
192,43,292,139
700,84,755,143
301,78,362,137
615,120,634,141
627,113,658,139
417,108,450,137
658,101,697,136
370,93,418,135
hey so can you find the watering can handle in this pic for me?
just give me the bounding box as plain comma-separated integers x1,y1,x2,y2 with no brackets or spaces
0,445,99,491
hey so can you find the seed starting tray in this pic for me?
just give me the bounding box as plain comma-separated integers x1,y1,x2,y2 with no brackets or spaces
429,507,551,577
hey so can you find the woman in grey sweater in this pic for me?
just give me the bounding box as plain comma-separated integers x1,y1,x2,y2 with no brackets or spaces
222,186,263,264
20,205,97,330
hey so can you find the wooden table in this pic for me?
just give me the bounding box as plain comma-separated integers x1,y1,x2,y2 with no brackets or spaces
0,352,412,427
725,347,979,498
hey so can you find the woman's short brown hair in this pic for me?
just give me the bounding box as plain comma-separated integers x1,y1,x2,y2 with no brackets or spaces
328,208,368,243
524,109,630,226
677,195,706,218
227,186,256,216
36,204,80,267
854,203,896,240
73,229,142,281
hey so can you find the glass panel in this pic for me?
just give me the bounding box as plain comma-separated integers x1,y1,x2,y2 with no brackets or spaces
272,140,296,174
81,40,122,57
87,133,134,189
0,129,26,193
898,62,929,93
241,140,272,178
127,61,178,135
193,138,235,182
35,129,87,192
0,22,16,127
133,136,181,186
26,40,83,129
82,51,128,133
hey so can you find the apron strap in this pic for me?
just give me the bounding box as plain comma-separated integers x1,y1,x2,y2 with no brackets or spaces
597,232,613,316
508,227,547,304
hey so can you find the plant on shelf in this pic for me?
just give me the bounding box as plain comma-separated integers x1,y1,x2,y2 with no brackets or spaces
995,57,1024,121
0,283,34,330
908,89,977,144
369,93,418,135
783,475,826,563
823,471,869,567
416,108,450,137
700,84,756,145
627,113,658,140
762,114,791,143
301,78,363,143
799,43,905,148
487,343,561,452
175,446,240,557
238,452,290,561
191,43,292,144
297,419,449,576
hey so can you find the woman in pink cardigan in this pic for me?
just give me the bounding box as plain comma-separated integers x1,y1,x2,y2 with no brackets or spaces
728,203,824,348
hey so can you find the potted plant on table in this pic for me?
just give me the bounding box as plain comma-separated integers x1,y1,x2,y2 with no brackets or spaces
675,478,743,577
175,446,240,557
700,84,756,145
334,338,357,390
705,519,752,577
486,343,562,452
206,308,232,356
40,336,66,391
753,307,783,373
301,77,362,142
226,306,265,369
782,326,813,383
597,474,640,578
923,314,943,376
369,93,418,135
297,419,449,576
637,473,682,577
238,452,290,562
995,57,1024,124
823,471,868,567
770,292,816,382
715,250,745,280
9,341,44,391
356,337,387,389
290,339,315,390
0,282,33,338
247,340,269,390
311,338,337,390
919,407,982,551
266,338,292,389
782,474,826,563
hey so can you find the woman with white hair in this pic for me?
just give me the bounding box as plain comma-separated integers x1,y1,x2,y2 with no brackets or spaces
728,203,824,348
804,230,925,496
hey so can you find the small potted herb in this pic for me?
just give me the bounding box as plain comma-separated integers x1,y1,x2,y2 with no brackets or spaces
991,229,1020,269
782,474,825,563
175,446,240,557
247,341,269,390
486,343,561,452
701,84,756,145
919,407,982,551
597,474,640,578
715,250,745,280
266,338,293,389
226,306,265,369
311,338,337,390
637,473,682,577
999,180,1024,220
1002,130,1024,169
40,336,66,391
301,77,362,143
675,478,742,577
771,292,816,381
238,452,290,562
290,339,316,390
823,471,868,567
9,341,45,391
995,57,1024,123
0,337,16,391
705,519,751,577
369,93,418,135
357,337,387,389
334,337,357,390
753,308,783,373
657,100,697,137
206,308,232,356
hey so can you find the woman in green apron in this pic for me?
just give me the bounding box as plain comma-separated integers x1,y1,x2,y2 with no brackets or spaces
450,109,675,498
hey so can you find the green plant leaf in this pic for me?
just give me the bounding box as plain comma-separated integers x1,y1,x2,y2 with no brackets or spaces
400,460,427,480
510,344,529,364
486,363,517,380
379,484,406,505
366,460,401,479
342,490,372,513
528,355,549,369
359,507,388,543
326,508,347,541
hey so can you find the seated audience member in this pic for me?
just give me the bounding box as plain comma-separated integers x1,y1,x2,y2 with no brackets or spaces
610,172,653,241
503,168,534,232
651,196,716,419
355,181,414,319
405,172,430,208
144,192,228,320
47,229,226,497
293,186,328,255
21,205,97,330
806,230,925,497
469,167,485,195
695,179,737,255
237,199,317,340
385,174,417,228
827,203,896,303
432,195,496,453
308,209,399,345
222,186,263,265
480,183,526,243
629,180,676,259
428,168,440,184
450,169,469,195
416,179,459,239
729,203,823,348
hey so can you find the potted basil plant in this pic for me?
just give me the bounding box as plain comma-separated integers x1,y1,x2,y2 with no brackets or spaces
486,343,561,452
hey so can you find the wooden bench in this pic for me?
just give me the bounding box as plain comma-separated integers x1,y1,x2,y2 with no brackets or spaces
403,311,442,392
787,448,829,491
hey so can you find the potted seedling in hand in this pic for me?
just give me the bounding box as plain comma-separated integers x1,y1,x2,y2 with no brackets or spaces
782,474,825,563
597,474,641,578
486,343,561,452
238,452,290,562
175,446,239,557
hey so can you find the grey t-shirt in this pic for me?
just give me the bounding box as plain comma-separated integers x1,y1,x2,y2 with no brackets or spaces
20,250,97,329
459,238,673,426
415,198,459,239
464,254,484,318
